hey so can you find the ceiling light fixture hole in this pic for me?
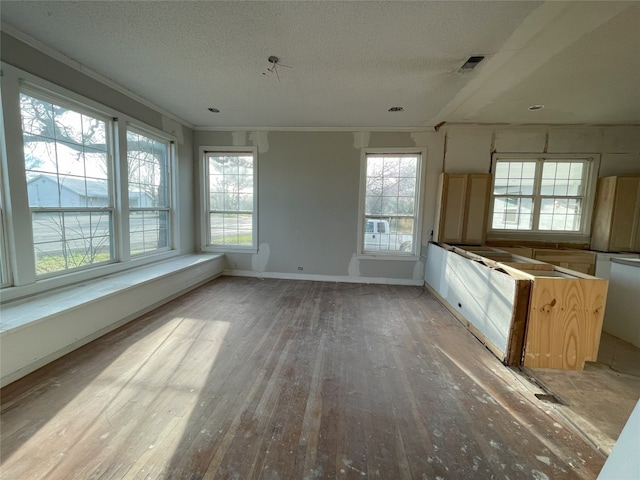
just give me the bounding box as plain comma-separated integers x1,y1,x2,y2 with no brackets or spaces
388,106,404,112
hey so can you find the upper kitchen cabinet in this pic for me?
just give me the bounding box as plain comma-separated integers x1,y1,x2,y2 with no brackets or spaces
434,173,491,245
590,176,640,252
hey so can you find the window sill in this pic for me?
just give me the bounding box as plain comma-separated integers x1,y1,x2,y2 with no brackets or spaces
357,254,421,262
0,253,224,334
2,249,186,303
201,246,258,255
486,232,591,245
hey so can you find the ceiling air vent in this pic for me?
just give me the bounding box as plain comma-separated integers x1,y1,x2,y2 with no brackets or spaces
460,55,484,70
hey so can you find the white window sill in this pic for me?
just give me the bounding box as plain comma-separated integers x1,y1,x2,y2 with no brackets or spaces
0,253,224,334
357,254,421,261
201,246,258,255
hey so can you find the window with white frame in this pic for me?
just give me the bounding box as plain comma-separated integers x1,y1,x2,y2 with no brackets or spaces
0,180,10,287
127,128,172,256
203,148,257,250
359,150,423,256
490,155,596,234
20,91,114,276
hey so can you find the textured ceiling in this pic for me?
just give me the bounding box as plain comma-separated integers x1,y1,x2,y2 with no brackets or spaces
1,1,638,129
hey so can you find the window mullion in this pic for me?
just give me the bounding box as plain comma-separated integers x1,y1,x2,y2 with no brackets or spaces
1,70,37,285
531,159,544,232
115,119,130,263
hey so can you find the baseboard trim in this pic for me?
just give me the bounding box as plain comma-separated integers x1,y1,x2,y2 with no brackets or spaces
222,269,424,286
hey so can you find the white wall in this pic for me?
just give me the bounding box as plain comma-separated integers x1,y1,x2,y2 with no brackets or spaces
602,260,640,348
0,34,209,386
194,130,443,284
442,124,640,175
193,126,640,284
440,124,640,245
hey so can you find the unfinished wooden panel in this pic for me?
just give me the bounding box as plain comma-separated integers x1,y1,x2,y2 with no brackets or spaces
531,249,596,275
499,246,534,258
464,174,491,244
450,246,609,371
523,274,608,370
434,173,491,245
609,177,640,251
438,173,467,242
591,176,640,252
491,246,596,275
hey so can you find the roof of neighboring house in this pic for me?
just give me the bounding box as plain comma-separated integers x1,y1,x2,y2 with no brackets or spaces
27,173,149,198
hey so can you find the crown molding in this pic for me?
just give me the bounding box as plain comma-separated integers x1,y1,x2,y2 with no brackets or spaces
195,126,438,132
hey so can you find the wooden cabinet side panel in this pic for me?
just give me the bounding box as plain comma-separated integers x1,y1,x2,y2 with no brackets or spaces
463,174,491,245
523,278,607,370
610,177,640,251
590,177,616,251
440,174,467,243
532,249,597,276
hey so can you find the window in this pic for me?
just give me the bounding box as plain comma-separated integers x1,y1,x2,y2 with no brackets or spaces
1,65,181,298
359,149,424,256
203,148,257,251
127,129,172,256
0,180,10,287
21,92,114,276
490,155,597,235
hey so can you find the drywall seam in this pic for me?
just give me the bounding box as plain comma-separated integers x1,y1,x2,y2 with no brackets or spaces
252,243,270,273
348,253,361,277
249,131,269,153
232,131,248,146
410,131,432,146
413,260,425,281
162,116,185,144
353,131,371,149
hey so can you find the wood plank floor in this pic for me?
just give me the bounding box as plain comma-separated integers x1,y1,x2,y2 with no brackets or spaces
527,332,640,455
1,277,606,479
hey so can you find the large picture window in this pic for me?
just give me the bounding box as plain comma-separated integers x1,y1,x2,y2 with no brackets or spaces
490,155,597,235
1,65,179,298
203,148,257,251
127,129,171,256
21,92,114,276
358,149,424,256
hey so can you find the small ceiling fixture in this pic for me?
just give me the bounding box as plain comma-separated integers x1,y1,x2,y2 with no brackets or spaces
388,106,404,112
528,104,545,111
263,55,292,81
460,55,485,70
208,107,220,113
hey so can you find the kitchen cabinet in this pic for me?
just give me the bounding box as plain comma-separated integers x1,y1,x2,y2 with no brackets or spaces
426,243,608,370
591,176,640,252
434,173,491,245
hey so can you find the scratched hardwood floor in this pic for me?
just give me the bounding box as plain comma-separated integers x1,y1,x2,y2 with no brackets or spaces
1,277,605,479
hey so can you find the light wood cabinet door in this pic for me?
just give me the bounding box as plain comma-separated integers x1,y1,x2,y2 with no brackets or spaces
464,174,492,244
439,174,467,243
435,173,491,245
591,176,640,252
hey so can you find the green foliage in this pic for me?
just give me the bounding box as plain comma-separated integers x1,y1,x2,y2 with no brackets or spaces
35,251,112,275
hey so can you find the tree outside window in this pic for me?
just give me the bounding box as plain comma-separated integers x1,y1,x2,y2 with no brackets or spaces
20,92,113,275
360,151,423,255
